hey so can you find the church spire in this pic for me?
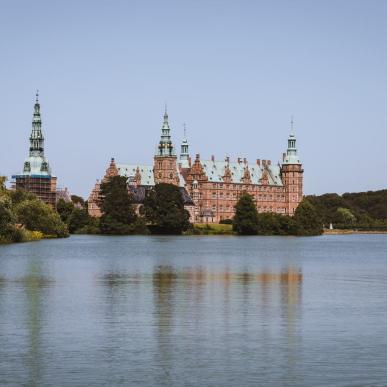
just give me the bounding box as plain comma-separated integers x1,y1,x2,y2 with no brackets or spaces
29,90,44,157
179,123,190,168
156,106,175,156
283,117,300,165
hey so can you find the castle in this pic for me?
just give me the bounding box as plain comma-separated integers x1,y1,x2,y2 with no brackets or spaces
12,92,57,207
88,109,303,222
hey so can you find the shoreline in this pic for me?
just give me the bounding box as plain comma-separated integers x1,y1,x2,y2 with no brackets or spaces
324,229,387,235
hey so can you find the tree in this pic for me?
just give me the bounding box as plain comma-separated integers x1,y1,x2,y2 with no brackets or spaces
67,207,92,233
256,213,297,235
14,199,69,237
233,193,258,235
98,176,137,234
0,199,14,238
142,183,190,234
57,198,75,223
294,199,323,236
337,207,356,225
9,189,37,205
71,195,85,207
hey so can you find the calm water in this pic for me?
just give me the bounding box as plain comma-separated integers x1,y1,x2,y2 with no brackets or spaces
0,235,387,386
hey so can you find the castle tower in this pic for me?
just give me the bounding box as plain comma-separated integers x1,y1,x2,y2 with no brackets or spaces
281,118,303,215
179,123,190,169
13,92,57,207
153,107,180,185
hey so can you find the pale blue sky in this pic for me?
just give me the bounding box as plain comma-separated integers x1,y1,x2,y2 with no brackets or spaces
1,0,386,197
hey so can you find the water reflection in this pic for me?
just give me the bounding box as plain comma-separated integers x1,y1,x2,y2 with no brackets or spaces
22,262,51,387
150,265,303,384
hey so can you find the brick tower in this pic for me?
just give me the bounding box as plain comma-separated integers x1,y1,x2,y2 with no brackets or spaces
281,119,303,215
153,107,180,185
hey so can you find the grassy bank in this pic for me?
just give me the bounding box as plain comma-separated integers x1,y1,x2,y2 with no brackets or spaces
324,229,387,235
186,223,234,235
0,230,45,244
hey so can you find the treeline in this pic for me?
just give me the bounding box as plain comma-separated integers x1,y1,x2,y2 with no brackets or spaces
233,194,323,236
306,190,387,230
57,176,190,236
88,176,323,236
0,177,68,243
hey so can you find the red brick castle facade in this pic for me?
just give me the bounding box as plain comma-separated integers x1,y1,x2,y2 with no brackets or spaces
88,110,303,222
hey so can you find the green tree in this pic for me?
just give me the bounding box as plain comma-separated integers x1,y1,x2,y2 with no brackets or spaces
0,199,14,240
142,183,190,234
9,189,37,206
98,176,137,234
71,195,85,208
294,199,323,236
57,198,75,223
233,193,258,235
67,207,92,233
337,207,356,225
256,213,297,235
14,199,69,237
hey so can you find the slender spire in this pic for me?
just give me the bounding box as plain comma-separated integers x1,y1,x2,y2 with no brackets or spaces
283,117,300,165
29,91,44,157
156,106,175,157
164,103,168,123
180,123,190,167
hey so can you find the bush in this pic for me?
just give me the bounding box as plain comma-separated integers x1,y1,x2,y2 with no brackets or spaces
14,199,69,237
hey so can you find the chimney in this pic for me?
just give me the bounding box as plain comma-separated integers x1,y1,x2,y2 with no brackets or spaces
262,159,266,167
237,157,242,163
256,159,261,166
211,155,215,162
243,158,247,164
268,160,271,166
195,153,200,161
225,156,230,163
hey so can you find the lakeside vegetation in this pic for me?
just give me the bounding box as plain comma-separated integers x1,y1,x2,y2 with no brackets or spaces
0,177,68,244
232,193,323,236
3,172,387,242
79,177,323,236
306,190,387,231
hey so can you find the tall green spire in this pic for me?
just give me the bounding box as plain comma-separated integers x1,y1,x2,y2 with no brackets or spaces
21,91,51,176
156,106,175,156
29,90,45,157
283,116,300,165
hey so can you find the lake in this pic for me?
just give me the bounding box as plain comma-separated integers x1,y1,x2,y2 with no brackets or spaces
0,235,387,386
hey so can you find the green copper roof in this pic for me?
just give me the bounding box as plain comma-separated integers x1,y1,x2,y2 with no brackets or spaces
20,92,53,177
200,160,284,186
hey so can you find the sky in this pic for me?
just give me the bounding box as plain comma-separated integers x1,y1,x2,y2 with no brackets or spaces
0,0,386,197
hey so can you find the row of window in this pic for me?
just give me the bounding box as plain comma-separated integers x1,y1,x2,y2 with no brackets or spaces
210,183,285,192
209,192,286,201
208,205,288,213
